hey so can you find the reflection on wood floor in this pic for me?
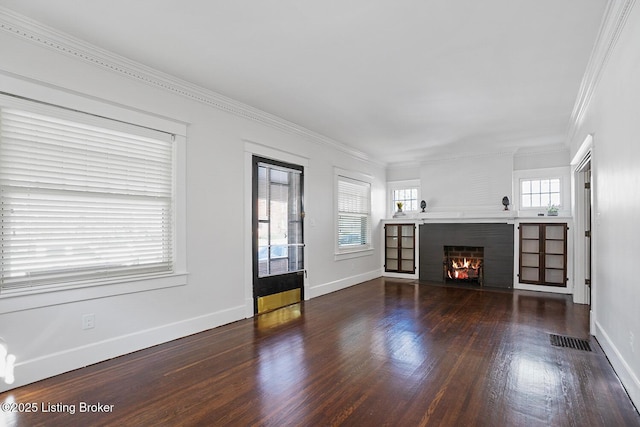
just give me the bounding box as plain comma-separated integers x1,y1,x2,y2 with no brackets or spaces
2,278,639,426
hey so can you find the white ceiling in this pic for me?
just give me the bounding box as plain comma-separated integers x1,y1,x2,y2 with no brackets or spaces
0,0,607,164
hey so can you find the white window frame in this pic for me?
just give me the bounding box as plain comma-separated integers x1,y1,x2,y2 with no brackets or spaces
334,168,373,260
0,90,187,312
388,179,421,217
513,167,571,215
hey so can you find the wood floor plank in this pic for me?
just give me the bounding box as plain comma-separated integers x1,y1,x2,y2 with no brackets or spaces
1,278,639,426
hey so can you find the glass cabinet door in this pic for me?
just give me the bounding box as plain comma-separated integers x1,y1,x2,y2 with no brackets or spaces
519,223,567,287
385,224,415,273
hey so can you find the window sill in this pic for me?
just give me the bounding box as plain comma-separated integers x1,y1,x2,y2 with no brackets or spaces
515,209,571,218
0,272,188,314
334,247,374,261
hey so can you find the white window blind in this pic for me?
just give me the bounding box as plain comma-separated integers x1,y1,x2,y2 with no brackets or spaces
337,175,371,249
0,108,174,292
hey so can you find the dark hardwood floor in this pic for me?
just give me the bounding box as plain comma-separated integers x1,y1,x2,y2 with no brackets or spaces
1,278,639,426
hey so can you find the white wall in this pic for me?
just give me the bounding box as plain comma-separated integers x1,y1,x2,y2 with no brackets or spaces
513,147,570,170
0,22,385,391
420,152,514,213
386,162,421,182
568,2,640,408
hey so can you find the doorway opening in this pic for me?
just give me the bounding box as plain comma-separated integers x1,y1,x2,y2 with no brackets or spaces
572,137,592,308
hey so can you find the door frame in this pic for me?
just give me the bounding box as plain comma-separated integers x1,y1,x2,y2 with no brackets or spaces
243,141,309,318
571,134,595,331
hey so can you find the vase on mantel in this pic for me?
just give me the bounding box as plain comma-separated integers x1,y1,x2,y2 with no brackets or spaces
393,202,406,218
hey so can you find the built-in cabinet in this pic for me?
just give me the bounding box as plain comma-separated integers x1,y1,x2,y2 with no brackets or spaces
384,223,416,274
519,222,568,287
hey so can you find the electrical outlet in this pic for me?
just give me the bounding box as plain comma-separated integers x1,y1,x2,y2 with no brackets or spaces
630,332,635,353
82,313,95,330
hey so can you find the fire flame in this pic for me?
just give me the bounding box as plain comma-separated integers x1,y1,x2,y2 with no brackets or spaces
447,258,481,280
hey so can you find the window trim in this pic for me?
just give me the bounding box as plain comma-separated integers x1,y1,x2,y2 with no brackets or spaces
513,167,571,215
520,178,561,209
334,168,373,260
0,90,187,312
388,179,421,217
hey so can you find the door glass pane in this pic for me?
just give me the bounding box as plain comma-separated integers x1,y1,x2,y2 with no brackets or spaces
521,267,539,281
401,237,413,248
270,183,288,249
546,225,564,240
522,240,539,253
521,225,539,239
290,245,304,272
257,166,268,221
258,222,269,276
269,168,288,184
401,260,414,271
545,269,564,284
256,162,303,278
546,240,564,254
269,257,288,275
522,253,539,267
545,254,564,269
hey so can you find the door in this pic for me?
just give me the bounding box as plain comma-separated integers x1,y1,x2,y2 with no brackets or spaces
584,166,592,305
252,156,304,314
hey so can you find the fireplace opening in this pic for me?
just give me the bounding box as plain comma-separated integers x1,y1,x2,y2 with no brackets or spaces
443,246,484,285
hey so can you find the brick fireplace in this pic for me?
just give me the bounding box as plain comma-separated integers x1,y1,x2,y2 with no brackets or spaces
419,223,514,288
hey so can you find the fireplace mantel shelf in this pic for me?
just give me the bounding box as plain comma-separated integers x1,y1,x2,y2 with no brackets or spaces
383,211,571,224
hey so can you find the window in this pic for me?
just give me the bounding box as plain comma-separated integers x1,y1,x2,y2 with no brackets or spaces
521,178,561,208
388,180,420,216
513,167,570,214
336,174,371,252
393,188,418,211
0,107,176,294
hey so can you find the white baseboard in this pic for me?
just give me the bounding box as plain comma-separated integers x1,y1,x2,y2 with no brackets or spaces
3,269,381,392
595,320,640,410
1,305,245,392
307,270,381,299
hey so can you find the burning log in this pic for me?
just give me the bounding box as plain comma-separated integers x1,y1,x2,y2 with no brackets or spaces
447,258,481,280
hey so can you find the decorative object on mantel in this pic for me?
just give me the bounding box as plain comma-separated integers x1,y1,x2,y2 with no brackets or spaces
502,196,510,211
420,200,427,213
547,204,559,216
393,201,406,218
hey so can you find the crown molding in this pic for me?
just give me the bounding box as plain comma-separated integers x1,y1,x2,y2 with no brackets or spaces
386,160,423,171
0,7,381,166
567,0,637,143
